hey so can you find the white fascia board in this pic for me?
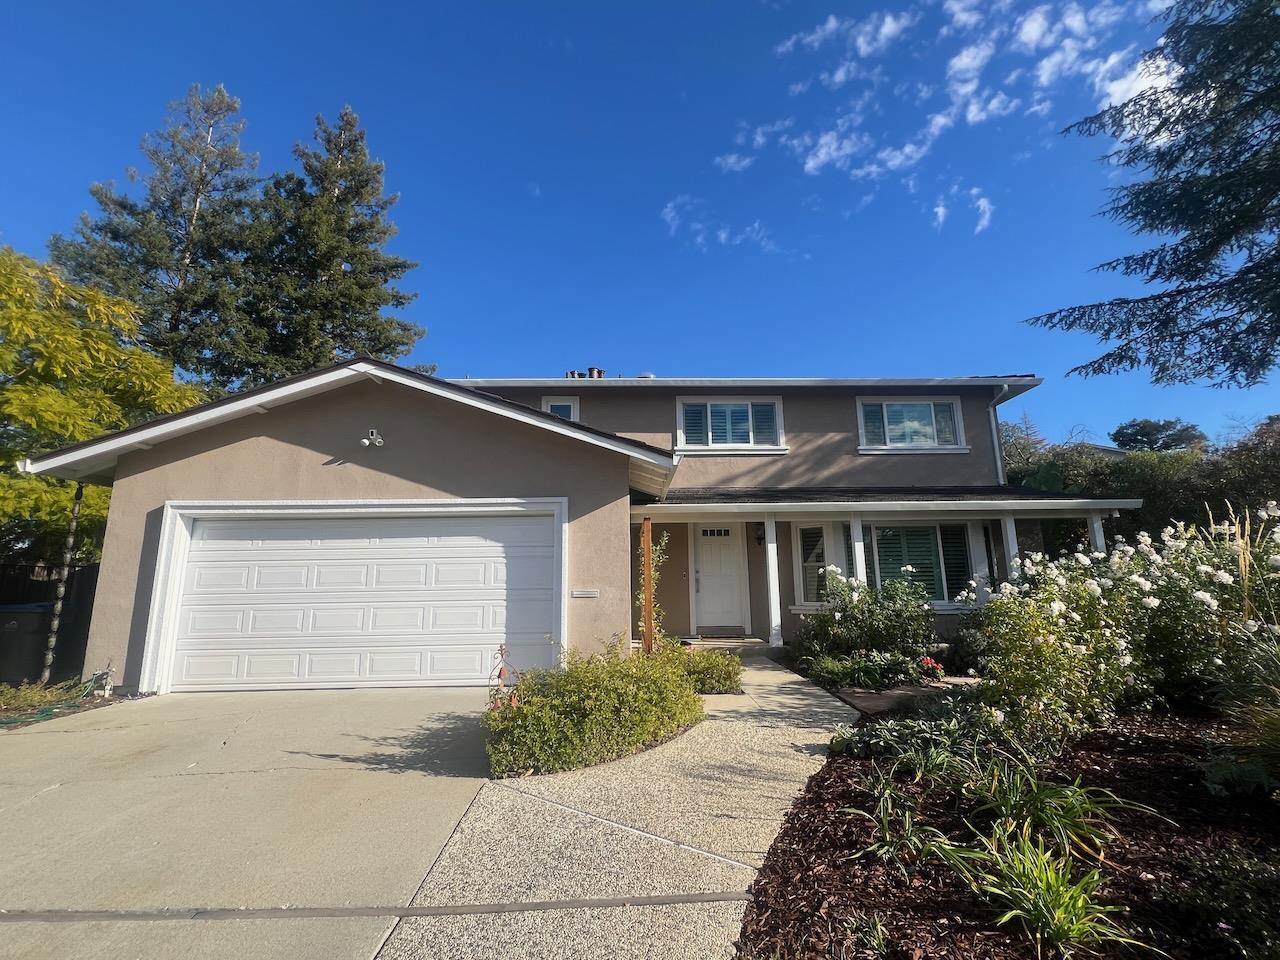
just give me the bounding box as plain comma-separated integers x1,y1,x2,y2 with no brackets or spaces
630,498,1143,518
22,362,675,481
452,376,1042,399
22,366,365,479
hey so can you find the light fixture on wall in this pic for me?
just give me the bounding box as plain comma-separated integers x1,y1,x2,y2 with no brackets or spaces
360,429,384,448
754,522,766,546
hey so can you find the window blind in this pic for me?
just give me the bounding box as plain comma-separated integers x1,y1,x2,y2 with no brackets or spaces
862,403,886,446
939,525,971,600
683,403,708,445
874,526,944,600
751,403,778,445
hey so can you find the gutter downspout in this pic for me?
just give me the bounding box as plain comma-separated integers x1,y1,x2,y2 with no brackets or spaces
988,385,1010,486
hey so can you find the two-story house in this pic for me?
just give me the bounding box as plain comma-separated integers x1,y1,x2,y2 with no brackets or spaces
19,358,1138,693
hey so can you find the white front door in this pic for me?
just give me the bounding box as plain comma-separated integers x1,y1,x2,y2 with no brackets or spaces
694,525,744,632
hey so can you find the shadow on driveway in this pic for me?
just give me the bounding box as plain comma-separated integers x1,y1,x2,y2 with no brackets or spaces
287,711,491,778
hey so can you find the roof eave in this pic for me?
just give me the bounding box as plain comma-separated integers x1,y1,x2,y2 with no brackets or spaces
21,359,675,485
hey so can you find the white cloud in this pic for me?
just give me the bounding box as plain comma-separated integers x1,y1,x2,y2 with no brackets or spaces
661,195,693,236
802,127,872,174
1026,93,1053,116
822,59,867,89
713,152,755,172
717,220,780,253
776,14,849,55
965,89,1021,123
1096,52,1177,107
787,78,812,96
944,0,984,30
971,189,995,233
1013,5,1057,52
853,10,920,57
1062,2,1090,37
749,118,794,148
933,196,948,229
876,109,956,172
948,40,996,81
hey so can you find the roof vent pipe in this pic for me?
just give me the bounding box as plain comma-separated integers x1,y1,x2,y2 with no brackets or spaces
588,367,604,379
637,372,657,379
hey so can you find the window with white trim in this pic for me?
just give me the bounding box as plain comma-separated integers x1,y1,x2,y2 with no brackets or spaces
541,396,579,421
677,398,784,451
791,522,973,606
870,524,972,602
858,398,964,450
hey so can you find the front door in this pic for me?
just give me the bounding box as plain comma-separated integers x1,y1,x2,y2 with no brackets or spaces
694,525,744,635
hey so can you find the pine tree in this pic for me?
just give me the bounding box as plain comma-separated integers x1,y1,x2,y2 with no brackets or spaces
49,84,258,386
1029,0,1280,387
234,107,421,387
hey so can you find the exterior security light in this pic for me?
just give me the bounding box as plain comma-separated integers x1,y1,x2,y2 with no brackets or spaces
360,429,384,447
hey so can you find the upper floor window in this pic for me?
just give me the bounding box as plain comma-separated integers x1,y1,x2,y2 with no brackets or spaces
857,397,967,452
541,396,579,421
676,397,784,453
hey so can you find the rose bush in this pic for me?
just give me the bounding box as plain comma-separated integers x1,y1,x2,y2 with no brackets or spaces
958,505,1280,745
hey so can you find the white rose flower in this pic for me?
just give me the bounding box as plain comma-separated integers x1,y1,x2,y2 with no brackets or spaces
1085,580,1103,597
1192,590,1219,611
1213,570,1234,585
1141,596,1160,609
1049,600,1067,617
1074,553,1092,567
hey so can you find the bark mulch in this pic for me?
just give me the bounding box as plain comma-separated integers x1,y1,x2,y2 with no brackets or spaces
736,713,1280,959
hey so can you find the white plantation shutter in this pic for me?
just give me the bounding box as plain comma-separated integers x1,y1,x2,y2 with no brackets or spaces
933,403,958,446
751,403,778,445
683,403,709,445
861,403,886,445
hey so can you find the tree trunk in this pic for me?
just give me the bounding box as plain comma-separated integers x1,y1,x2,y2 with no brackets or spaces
40,482,84,685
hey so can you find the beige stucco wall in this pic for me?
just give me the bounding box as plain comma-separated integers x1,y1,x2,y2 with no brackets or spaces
486,386,1004,488
87,379,635,688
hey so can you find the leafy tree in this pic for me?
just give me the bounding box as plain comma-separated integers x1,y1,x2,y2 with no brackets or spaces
1029,0,1280,386
232,107,421,387
1109,417,1208,451
0,249,202,563
49,84,258,388
1000,413,1048,477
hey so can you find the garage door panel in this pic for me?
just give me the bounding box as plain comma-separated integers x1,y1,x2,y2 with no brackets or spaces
169,514,558,690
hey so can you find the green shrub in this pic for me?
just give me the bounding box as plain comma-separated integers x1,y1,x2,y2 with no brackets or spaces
831,697,1011,761
795,574,936,660
1212,637,1280,793
803,650,927,690
663,644,742,694
0,677,90,710
484,643,703,777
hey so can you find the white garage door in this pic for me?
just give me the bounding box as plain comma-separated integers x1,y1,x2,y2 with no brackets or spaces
168,515,558,690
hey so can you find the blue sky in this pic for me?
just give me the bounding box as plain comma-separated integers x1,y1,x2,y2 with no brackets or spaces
2,1,1276,443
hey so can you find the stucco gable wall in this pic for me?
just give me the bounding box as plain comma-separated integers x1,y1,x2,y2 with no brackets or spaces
89,379,633,687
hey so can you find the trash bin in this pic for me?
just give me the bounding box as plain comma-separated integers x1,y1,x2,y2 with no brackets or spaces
0,603,53,685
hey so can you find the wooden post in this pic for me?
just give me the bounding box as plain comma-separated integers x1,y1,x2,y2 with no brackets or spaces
640,516,655,654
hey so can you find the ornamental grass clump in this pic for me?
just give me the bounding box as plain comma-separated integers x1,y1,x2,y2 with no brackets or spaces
484,641,702,777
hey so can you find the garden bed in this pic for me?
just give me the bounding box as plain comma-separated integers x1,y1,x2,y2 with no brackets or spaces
737,711,1280,959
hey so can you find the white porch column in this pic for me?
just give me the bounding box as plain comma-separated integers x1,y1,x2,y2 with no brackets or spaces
966,520,991,599
848,513,868,584
1088,513,1107,554
763,513,783,647
1000,514,1020,580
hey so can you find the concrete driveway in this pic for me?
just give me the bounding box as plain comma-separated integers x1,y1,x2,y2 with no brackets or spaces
0,688,490,960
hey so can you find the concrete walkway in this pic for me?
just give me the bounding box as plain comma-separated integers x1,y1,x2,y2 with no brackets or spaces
377,655,856,960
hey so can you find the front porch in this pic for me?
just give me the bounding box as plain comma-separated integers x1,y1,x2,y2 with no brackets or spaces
630,488,1140,647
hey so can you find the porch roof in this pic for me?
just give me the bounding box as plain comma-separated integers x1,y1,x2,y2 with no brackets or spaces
630,485,1141,516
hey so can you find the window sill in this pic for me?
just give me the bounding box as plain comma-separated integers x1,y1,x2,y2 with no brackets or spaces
857,445,970,455
674,445,789,456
